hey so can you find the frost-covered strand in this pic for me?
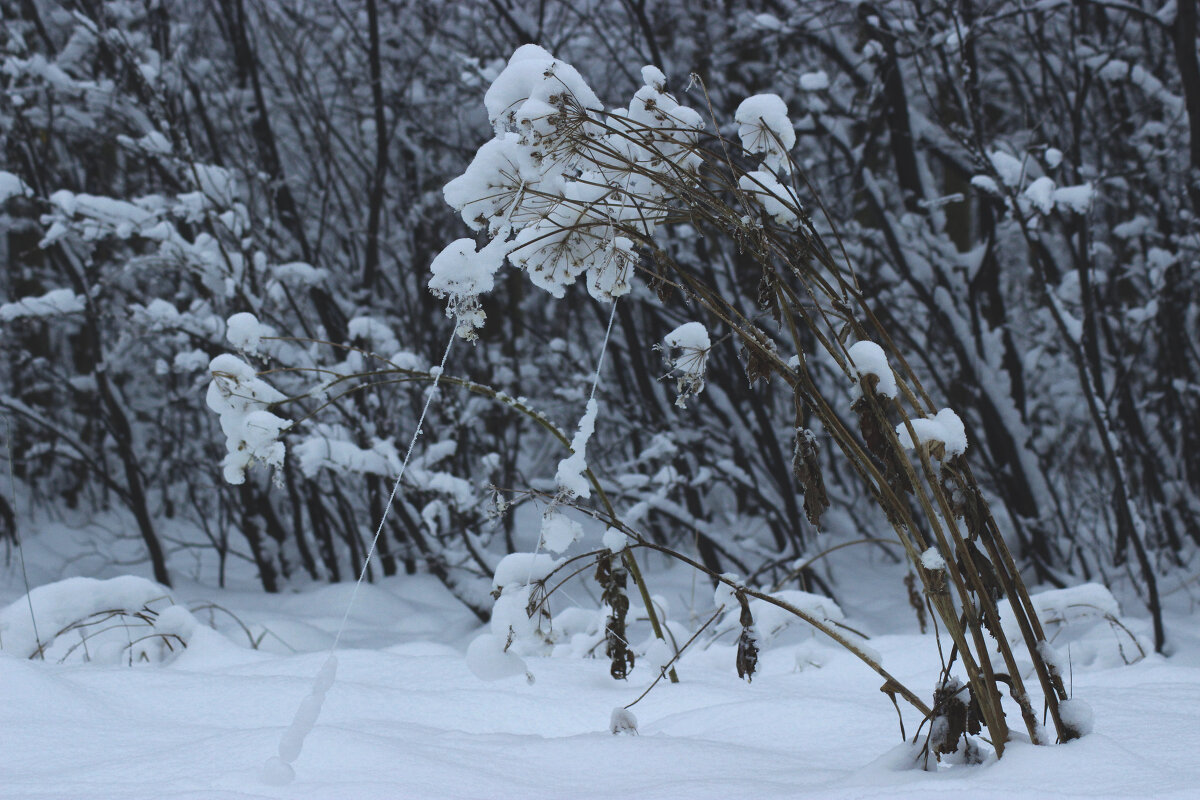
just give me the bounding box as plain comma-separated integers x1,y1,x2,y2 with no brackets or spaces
555,398,598,498
260,655,338,786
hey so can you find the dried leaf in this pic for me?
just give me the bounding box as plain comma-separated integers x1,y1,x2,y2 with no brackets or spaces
758,268,781,324
930,678,970,756
792,427,829,526
735,593,758,682
852,393,911,495
903,571,928,634
742,326,776,386
596,555,635,680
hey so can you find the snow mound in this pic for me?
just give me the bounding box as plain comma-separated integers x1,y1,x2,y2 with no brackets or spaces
0,576,207,664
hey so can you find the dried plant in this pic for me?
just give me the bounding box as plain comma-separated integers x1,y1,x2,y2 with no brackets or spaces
428,55,1082,758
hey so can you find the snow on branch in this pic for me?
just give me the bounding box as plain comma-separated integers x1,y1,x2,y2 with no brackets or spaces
206,352,291,484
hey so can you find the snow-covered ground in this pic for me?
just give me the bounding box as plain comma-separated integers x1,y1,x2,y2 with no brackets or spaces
3,518,1199,799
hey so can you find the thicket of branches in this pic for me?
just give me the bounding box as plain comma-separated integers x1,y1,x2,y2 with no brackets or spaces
3,0,1196,649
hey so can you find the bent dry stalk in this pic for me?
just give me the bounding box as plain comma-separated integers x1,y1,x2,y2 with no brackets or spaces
417,50,1075,758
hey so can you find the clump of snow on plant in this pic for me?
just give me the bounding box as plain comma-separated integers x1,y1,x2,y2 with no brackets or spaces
920,547,946,571
603,527,630,552
974,149,1094,215
428,237,510,339
662,322,711,408
206,353,291,484
0,170,33,201
492,553,562,590
466,633,532,682
735,93,795,173
739,170,801,226
483,44,601,144
433,48,708,334
610,707,639,735
989,151,1025,187
846,340,897,398
713,574,740,611
799,71,829,91
225,311,274,355
895,408,968,458
1059,698,1095,736
541,508,583,554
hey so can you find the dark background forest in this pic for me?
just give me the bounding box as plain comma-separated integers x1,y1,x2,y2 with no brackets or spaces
3,0,1197,646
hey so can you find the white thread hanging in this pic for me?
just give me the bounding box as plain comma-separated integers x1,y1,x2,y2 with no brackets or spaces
260,331,457,786
527,298,620,584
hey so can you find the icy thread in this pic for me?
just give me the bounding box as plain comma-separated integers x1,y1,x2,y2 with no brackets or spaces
260,331,457,785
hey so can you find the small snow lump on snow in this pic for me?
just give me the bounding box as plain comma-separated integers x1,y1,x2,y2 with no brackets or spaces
610,707,639,735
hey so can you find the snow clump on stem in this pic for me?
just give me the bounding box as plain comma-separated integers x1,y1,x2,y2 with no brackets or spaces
735,94,796,174
846,340,897,399
662,322,711,408
432,47,709,336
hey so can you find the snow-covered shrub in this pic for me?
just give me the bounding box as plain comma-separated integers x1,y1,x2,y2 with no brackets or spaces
420,42,1089,762
0,577,201,665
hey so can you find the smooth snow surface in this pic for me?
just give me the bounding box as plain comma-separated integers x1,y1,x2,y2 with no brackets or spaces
2,526,1199,799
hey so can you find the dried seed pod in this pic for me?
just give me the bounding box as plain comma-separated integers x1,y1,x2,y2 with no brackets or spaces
758,268,781,324
735,593,759,683
852,392,912,495
741,326,776,386
596,554,635,680
929,677,971,757
792,427,830,526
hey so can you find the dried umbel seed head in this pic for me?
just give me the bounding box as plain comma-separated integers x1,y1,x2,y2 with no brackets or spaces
661,321,711,408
